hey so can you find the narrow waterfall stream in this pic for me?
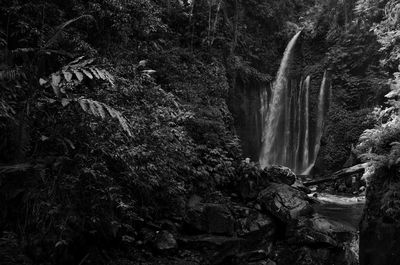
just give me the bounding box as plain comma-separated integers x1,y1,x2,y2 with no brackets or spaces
302,76,310,171
259,32,330,175
303,71,329,175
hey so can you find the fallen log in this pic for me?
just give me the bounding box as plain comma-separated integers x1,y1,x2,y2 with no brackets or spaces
303,163,368,186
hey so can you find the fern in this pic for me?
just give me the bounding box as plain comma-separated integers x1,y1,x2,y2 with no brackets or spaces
75,97,132,137
40,56,115,97
357,68,400,173
39,57,132,137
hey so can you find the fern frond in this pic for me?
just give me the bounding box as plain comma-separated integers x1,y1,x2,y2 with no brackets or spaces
40,57,115,97
359,128,379,142
75,98,132,137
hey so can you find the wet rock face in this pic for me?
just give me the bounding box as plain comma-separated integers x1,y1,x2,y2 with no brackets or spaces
238,165,304,200
262,166,296,186
359,167,400,265
360,219,400,265
257,182,313,222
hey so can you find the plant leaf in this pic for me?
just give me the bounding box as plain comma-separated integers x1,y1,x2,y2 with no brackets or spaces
39,78,48,86
81,68,93,79
72,69,84,82
62,70,73,82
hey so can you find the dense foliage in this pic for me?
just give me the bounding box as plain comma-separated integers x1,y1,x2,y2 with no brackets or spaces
0,0,324,263
0,0,399,263
353,0,400,221
356,0,400,170
0,1,247,263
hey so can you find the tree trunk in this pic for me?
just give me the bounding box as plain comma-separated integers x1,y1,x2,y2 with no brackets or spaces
303,163,368,186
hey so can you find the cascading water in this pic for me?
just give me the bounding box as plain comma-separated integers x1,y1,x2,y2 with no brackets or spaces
259,31,302,170
259,32,330,175
302,76,310,171
303,71,329,175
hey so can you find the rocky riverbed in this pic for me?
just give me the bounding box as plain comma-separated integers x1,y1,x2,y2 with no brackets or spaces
131,166,361,265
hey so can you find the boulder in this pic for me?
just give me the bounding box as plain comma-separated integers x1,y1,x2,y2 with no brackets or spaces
178,235,245,264
178,235,244,249
236,208,275,243
186,203,206,233
248,260,276,265
187,194,203,208
288,225,337,248
138,227,156,244
279,215,358,265
234,249,269,263
186,202,235,236
238,178,259,199
272,244,357,265
257,183,313,222
262,166,296,185
284,215,346,248
291,179,311,194
247,259,276,265
307,215,355,234
204,204,235,235
154,230,177,251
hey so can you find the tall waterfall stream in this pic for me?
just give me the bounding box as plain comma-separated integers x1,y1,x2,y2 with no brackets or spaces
259,31,330,175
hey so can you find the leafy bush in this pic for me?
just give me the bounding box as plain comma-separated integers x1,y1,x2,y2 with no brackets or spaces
356,69,400,169
0,1,244,263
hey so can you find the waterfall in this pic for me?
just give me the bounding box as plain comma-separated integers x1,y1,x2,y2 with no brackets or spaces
302,76,310,173
259,31,302,169
294,79,303,171
303,71,329,175
259,31,330,175
259,84,270,129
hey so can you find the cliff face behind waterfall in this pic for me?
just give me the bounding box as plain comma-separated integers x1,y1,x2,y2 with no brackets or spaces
229,0,388,175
